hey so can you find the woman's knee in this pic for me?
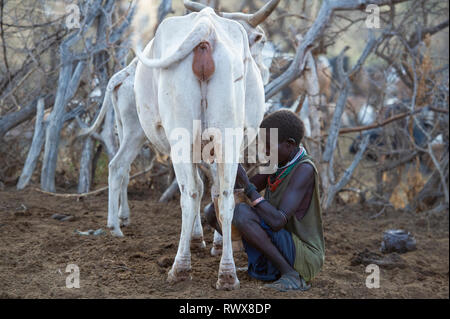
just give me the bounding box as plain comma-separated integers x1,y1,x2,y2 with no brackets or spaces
233,203,257,230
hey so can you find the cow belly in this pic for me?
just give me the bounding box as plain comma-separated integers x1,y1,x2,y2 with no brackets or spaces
136,102,170,155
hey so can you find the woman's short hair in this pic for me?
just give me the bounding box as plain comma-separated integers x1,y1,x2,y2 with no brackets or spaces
260,109,305,145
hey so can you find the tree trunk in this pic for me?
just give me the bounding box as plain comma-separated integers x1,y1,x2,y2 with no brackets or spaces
16,98,46,190
40,0,134,192
303,52,322,161
76,3,113,193
157,0,173,25
41,61,86,192
78,135,95,193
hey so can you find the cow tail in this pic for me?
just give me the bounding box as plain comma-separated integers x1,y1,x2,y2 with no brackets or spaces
135,19,213,69
76,88,112,139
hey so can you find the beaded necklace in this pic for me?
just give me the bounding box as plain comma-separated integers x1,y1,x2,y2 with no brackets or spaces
267,147,306,192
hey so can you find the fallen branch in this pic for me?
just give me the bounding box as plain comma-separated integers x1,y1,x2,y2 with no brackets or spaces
423,203,449,216
369,206,386,219
32,166,168,198
17,98,46,190
158,178,179,203
0,94,54,138
324,134,371,209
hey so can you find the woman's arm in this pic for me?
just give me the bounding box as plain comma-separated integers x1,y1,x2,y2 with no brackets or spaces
242,163,315,231
249,173,269,192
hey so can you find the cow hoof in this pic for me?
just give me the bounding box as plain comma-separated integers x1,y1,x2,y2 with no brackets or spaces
108,226,124,237
167,267,192,283
216,271,240,290
210,243,222,256
119,217,130,227
107,219,114,229
191,237,206,251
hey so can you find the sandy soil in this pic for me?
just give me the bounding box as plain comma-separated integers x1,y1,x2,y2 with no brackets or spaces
0,186,448,299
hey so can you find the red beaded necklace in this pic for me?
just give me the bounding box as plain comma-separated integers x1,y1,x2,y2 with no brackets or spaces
267,148,305,192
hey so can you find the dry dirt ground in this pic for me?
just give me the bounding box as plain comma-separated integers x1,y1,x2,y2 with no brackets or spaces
0,186,448,299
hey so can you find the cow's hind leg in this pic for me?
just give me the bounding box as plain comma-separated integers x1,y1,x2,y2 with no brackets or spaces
208,164,223,256
190,164,206,251
168,163,203,283
190,166,206,251
118,172,131,226
216,162,240,290
191,205,206,251
119,147,148,226
211,230,223,256
107,131,145,237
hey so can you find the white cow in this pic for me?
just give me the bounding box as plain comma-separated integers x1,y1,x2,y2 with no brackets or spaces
133,1,279,290
76,58,209,247
77,59,144,229
77,1,279,284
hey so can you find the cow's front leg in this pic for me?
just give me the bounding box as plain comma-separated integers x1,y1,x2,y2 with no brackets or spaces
168,163,203,283
216,162,240,290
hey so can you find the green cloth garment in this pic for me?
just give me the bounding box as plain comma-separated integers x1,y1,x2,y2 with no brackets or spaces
264,154,325,282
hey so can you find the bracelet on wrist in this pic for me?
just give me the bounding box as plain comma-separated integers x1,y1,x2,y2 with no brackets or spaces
251,196,265,207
